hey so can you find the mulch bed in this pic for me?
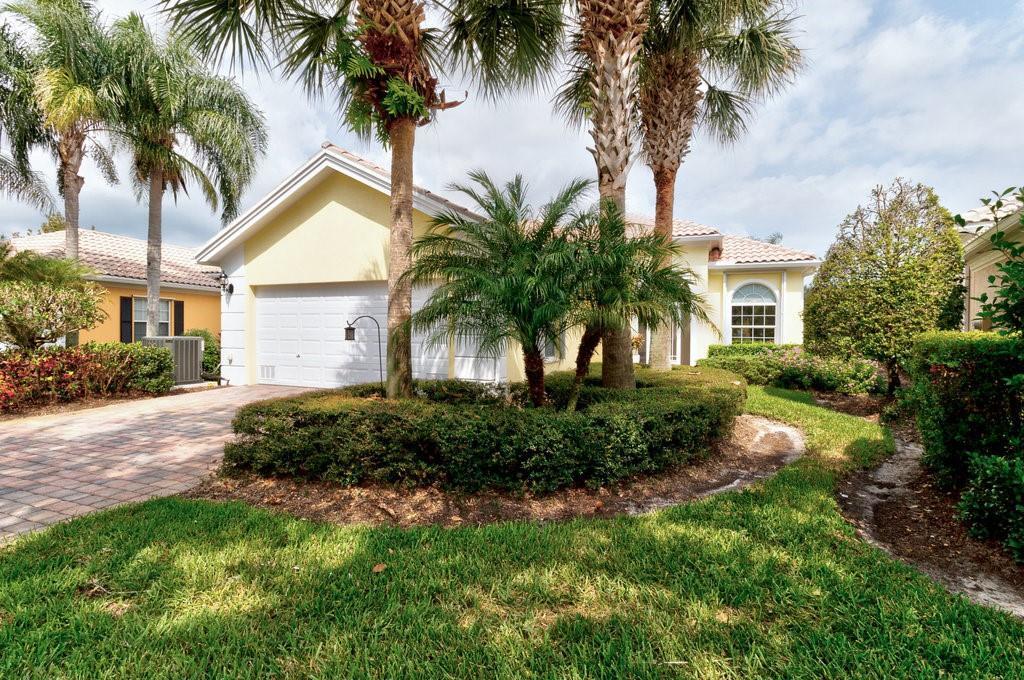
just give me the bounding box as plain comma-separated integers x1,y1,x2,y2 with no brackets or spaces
0,384,224,422
185,414,803,528
871,471,1024,593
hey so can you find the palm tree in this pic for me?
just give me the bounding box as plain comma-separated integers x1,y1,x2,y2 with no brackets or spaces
405,172,587,407
562,203,710,410
3,0,120,262
162,0,562,399
110,14,266,337
639,0,801,369
0,24,53,212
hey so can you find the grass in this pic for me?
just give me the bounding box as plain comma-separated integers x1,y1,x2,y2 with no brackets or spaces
1,382,1023,678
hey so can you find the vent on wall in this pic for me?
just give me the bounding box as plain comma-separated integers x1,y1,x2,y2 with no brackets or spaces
259,365,275,381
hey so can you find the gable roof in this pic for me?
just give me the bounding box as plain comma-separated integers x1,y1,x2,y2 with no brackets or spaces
197,143,818,270
196,143,481,264
9,230,220,290
716,235,818,266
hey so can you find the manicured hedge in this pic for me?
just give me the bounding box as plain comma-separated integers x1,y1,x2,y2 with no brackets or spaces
0,343,174,412
224,366,746,493
697,344,883,395
908,332,1024,487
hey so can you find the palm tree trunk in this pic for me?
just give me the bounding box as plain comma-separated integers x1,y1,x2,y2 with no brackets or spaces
60,137,85,347
386,116,416,399
648,166,679,371
580,0,648,390
523,347,546,407
146,169,164,338
566,326,603,411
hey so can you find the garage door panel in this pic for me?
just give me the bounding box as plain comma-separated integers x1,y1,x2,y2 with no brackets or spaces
256,282,447,388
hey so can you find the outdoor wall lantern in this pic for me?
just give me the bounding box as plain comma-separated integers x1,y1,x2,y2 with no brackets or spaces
344,315,384,392
217,271,234,295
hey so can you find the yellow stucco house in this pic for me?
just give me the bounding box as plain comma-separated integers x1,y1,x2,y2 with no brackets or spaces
9,230,221,343
958,195,1022,330
196,144,819,388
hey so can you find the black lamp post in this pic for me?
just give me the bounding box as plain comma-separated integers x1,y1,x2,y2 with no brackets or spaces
344,315,384,392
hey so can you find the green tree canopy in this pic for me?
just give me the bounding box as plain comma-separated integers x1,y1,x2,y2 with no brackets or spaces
804,179,966,389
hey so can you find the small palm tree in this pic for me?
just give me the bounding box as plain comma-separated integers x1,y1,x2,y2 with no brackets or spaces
163,0,563,399
405,172,588,407
3,0,120,261
110,14,266,337
0,25,54,211
638,0,801,369
562,204,711,410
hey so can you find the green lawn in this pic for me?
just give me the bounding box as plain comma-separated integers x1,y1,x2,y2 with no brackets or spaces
2,386,1022,678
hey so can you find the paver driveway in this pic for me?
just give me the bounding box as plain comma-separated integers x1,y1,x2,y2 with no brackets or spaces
0,385,306,541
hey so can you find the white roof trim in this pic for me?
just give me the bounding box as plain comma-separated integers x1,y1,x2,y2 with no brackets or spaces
91,274,220,293
708,260,821,271
195,147,464,265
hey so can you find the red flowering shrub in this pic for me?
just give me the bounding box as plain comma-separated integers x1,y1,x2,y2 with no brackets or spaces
0,343,173,413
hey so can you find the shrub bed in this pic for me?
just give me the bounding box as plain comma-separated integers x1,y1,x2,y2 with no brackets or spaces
225,366,746,493
907,332,1024,486
697,344,883,394
0,343,174,412
908,331,1024,562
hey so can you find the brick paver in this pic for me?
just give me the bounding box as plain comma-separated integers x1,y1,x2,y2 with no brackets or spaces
0,385,306,542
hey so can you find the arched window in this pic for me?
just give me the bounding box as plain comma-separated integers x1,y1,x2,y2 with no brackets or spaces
731,283,777,343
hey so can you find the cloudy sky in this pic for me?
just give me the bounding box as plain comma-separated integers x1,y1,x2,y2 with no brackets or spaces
2,0,1022,258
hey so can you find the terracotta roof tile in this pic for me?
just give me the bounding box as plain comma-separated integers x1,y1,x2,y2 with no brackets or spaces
9,230,219,289
625,215,720,238
717,235,818,264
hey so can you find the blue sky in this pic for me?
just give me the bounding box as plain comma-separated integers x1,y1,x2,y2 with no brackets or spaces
2,0,1022,258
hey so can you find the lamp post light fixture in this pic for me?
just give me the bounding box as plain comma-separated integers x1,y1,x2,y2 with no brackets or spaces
344,315,384,393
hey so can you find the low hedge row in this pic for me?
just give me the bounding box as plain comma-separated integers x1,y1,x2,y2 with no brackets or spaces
697,344,883,395
908,331,1024,562
225,366,746,493
0,343,174,412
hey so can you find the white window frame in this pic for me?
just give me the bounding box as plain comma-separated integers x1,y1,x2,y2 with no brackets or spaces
729,283,778,344
133,297,171,339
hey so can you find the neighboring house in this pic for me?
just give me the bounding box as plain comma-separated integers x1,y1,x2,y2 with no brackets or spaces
958,194,1022,330
196,144,819,388
9,230,221,343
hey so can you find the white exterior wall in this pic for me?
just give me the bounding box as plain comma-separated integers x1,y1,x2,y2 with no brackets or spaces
218,247,250,385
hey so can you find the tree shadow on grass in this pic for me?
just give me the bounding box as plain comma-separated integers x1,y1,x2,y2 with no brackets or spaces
1,490,1020,679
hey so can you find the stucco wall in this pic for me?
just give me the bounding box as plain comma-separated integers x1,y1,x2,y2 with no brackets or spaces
80,283,220,344
243,171,433,287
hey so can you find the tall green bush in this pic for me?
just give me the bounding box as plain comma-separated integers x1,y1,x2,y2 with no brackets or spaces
908,332,1024,487
804,179,966,390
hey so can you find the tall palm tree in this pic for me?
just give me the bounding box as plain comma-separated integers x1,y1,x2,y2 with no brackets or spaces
110,14,266,337
639,0,801,369
163,0,562,398
3,0,120,262
0,25,52,210
405,171,587,407
562,203,710,409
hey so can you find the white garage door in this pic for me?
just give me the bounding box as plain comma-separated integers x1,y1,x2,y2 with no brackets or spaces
254,282,451,388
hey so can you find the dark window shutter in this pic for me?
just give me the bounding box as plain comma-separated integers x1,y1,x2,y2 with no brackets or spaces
119,297,132,343
173,300,184,335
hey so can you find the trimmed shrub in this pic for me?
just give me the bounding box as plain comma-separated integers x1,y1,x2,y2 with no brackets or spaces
957,455,1024,562
184,329,220,374
707,343,800,358
698,345,883,395
224,367,746,493
0,343,173,412
908,332,1024,487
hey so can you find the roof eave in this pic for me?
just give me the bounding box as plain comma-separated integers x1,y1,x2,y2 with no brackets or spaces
708,259,821,272
964,209,1022,257
90,274,219,293
196,147,474,265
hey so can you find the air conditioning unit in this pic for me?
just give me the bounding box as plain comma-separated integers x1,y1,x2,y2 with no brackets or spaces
141,336,204,385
